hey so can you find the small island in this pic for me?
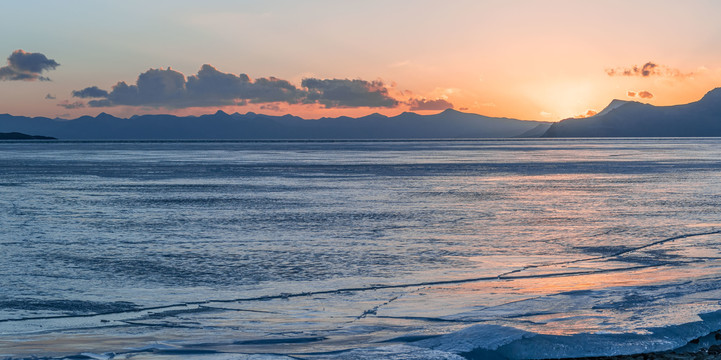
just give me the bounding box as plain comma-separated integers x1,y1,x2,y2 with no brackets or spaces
0,132,56,140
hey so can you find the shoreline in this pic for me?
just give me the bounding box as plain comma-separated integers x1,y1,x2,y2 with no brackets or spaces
564,331,721,360
568,349,721,360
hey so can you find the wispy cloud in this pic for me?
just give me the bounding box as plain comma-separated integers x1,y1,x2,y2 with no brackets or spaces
0,50,59,81
389,60,411,68
606,62,691,78
57,100,85,109
260,103,282,111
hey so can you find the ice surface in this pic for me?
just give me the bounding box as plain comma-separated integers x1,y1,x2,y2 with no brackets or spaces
410,310,721,359
3,139,721,359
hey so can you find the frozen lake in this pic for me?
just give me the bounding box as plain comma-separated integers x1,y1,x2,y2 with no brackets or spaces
3,139,721,359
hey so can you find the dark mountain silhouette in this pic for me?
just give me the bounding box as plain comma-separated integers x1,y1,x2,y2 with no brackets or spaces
0,108,550,140
543,88,721,137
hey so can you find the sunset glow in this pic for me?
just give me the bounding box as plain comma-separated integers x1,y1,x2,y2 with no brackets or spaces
2,0,721,121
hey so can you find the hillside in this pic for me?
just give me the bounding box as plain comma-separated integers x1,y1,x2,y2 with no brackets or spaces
0,132,56,140
543,88,721,137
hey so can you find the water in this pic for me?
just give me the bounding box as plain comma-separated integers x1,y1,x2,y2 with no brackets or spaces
2,139,721,359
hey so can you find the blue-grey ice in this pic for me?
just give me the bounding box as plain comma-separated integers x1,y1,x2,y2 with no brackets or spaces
3,139,721,359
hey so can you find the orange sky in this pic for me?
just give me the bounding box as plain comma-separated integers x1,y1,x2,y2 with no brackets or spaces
1,1,721,121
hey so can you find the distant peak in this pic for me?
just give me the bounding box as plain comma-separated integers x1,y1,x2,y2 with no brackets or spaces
95,112,115,119
362,112,387,119
595,99,635,117
440,108,460,114
608,99,629,106
699,87,721,103
214,110,228,116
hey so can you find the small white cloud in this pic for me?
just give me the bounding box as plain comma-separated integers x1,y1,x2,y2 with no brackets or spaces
389,60,411,68
540,111,553,118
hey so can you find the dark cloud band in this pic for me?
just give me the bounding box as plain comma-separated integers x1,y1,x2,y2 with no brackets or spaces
72,86,109,98
74,65,400,109
407,98,453,111
302,78,398,108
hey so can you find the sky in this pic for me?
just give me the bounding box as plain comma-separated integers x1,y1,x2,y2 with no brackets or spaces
2,0,721,121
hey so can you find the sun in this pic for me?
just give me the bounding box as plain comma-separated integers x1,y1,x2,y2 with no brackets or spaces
524,80,597,121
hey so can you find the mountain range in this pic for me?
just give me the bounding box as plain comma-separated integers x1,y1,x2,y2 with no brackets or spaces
2,87,721,139
0,109,549,140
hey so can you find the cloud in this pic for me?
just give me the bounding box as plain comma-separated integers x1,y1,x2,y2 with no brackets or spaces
87,99,113,107
407,98,454,111
57,100,85,109
0,50,59,81
45,94,56,100
260,103,282,111
574,110,598,118
77,65,397,109
82,65,306,108
9,50,59,73
389,60,411,68
100,67,187,107
72,86,109,98
302,78,399,108
638,90,653,99
186,64,305,106
606,62,691,78
627,90,654,99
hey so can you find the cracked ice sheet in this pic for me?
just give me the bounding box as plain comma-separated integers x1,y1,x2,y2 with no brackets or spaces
4,234,721,357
